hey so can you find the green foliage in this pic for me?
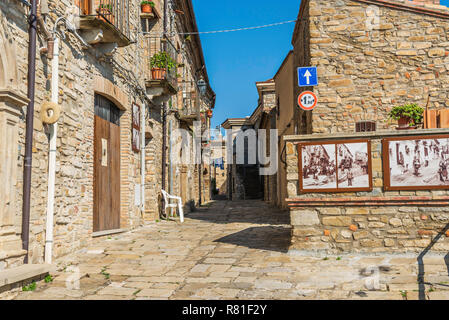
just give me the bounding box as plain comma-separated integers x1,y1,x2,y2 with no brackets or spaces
101,267,110,280
400,290,407,298
141,1,155,7
44,275,53,283
150,52,177,71
22,282,37,291
389,103,424,126
336,257,342,261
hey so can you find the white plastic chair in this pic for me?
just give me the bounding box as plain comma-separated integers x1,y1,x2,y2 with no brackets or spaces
161,190,184,223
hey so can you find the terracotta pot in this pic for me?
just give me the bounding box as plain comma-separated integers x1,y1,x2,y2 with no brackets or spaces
151,68,166,80
396,116,417,130
141,4,153,14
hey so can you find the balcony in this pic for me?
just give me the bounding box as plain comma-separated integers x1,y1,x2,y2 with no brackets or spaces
179,91,199,123
145,37,179,97
76,0,131,48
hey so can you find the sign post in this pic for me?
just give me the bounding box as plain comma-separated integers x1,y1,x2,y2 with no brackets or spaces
298,67,318,87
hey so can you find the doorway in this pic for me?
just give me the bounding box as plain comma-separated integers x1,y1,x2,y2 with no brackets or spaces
93,94,121,232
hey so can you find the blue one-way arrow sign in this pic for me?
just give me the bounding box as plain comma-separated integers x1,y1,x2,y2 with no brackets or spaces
298,67,318,87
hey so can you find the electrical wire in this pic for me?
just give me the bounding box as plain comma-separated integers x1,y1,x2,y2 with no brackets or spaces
178,19,298,35
143,19,299,37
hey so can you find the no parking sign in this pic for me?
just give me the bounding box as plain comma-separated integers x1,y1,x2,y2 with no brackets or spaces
298,91,317,111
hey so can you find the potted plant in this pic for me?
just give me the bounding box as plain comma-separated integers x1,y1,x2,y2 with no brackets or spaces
150,51,177,80
389,103,424,130
206,109,213,118
140,1,155,14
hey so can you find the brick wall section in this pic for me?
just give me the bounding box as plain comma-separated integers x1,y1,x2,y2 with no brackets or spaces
285,129,449,254
305,0,449,134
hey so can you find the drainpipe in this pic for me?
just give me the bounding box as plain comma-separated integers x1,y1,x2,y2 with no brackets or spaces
169,120,173,196
141,102,146,220
44,36,59,264
160,0,168,217
22,0,38,264
168,120,174,217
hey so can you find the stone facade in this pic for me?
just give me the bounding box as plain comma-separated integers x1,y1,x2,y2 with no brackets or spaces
0,0,213,270
296,0,449,134
285,129,449,254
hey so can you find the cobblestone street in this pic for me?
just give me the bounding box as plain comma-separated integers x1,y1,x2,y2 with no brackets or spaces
11,201,449,300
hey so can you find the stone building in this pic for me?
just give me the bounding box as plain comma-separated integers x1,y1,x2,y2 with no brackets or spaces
255,79,278,206
221,117,263,200
283,0,449,254
0,0,213,276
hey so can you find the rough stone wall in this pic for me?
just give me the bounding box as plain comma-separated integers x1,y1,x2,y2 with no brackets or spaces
285,130,449,254
308,0,449,134
0,0,148,267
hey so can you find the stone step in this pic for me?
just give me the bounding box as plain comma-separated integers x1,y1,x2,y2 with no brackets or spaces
0,264,54,292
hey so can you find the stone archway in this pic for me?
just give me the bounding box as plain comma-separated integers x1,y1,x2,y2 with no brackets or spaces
0,11,29,268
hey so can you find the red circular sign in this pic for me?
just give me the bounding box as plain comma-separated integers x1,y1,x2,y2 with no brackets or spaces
298,91,317,111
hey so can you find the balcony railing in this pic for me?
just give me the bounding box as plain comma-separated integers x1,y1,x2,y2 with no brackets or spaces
179,91,199,120
76,0,131,42
145,36,178,93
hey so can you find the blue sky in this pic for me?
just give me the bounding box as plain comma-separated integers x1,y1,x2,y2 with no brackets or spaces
442,0,449,6
192,0,301,129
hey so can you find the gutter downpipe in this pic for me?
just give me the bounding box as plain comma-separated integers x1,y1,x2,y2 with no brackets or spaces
22,0,38,264
44,36,59,264
168,120,173,218
161,0,168,217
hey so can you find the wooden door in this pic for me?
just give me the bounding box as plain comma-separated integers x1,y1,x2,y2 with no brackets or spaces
94,115,121,232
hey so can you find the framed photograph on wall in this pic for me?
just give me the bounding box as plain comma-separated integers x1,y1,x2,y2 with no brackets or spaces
132,103,141,153
382,135,449,191
298,139,372,193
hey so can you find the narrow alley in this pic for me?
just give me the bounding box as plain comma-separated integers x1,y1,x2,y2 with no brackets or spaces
10,201,449,300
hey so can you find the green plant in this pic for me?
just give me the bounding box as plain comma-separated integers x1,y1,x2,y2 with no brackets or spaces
389,103,424,127
400,290,408,299
336,257,342,261
22,282,37,292
44,275,53,283
101,267,110,280
323,257,329,261
98,3,112,11
141,1,155,7
150,52,177,71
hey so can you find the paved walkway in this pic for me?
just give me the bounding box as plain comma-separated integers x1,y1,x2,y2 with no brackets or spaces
11,200,449,300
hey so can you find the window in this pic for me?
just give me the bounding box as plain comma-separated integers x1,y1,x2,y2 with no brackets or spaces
95,94,121,126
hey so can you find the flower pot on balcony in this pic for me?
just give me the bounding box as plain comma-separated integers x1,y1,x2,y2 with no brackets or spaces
141,4,153,14
151,68,166,80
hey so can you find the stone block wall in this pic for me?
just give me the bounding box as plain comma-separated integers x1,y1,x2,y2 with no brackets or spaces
285,129,449,254
304,0,449,134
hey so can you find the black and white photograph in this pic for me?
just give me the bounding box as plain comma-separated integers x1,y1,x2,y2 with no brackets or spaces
301,144,337,190
337,142,370,189
386,137,449,188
